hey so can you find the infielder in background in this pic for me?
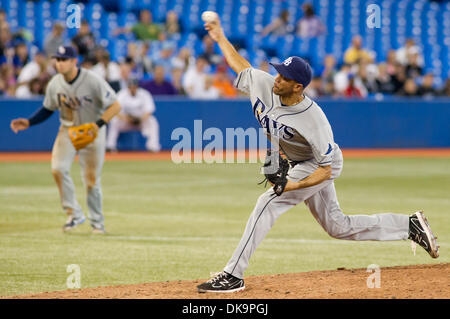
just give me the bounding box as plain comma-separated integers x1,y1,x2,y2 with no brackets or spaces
10,46,121,234
106,77,161,153
197,15,439,293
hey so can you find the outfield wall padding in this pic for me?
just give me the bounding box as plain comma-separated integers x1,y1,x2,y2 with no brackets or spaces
0,97,449,151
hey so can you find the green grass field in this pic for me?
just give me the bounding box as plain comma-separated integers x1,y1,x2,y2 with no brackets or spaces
0,157,449,297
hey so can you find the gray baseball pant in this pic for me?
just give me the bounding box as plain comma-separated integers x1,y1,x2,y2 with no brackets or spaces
51,125,106,229
223,178,410,279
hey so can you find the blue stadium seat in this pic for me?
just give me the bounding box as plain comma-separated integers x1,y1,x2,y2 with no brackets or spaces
34,1,52,50
85,2,103,25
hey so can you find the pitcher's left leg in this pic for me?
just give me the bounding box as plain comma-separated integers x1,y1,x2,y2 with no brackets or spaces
305,181,409,241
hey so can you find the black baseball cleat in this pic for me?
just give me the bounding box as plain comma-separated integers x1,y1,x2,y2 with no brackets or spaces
408,211,439,258
63,216,86,232
197,271,245,293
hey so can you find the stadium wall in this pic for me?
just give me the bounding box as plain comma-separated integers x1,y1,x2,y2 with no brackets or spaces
0,97,449,151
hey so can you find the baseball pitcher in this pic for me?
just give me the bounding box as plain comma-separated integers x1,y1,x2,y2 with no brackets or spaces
10,46,121,234
197,14,439,293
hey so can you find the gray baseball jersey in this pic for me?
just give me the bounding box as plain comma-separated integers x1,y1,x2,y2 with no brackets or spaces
234,67,343,180
44,68,117,126
45,68,117,230
223,67,409,279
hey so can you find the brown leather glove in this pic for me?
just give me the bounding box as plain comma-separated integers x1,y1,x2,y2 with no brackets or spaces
68,123,98,151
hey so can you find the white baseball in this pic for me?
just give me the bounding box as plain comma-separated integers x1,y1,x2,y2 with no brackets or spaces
201,11,218,23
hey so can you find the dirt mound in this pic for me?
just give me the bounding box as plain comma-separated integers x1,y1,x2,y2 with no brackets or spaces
8,263,449,299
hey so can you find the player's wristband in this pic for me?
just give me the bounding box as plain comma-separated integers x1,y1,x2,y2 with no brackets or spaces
28,107,54,126
95,119,106,128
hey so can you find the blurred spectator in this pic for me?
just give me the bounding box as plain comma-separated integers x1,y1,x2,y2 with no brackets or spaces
405,52,423,78
92,50,122,92
200,35,223,66
0,24,12,65
200,75,220,99
164,10,183,37
15,77,42,98
385,50,397,76
357,60,379,94
115,10,162,41
44,23,65,57
151,41,176,73
16,51,51,87
212,65,237,98
343,74,364,98
71,20,96,61
323,79,336,97
0,9,6,29
126,42,138,61
418,73,438,97
391,63,407,93
304,76,325,98
439,78,450,96
261,10,290,37
397,78,419,96
259,60,271,74
0,76,5,95
0,64,16,96
334,64,367,97
182,56,210,98
11,24,34,44
141,65,177,95
106,78,161,153
171,67,186,95
375,63,396,94
321,55,337,83
12,42,29,76
343,35,372,65
333,64,351,93
123,43,143,79
172,47,195,72
118,60,132,90
135,42,153,76
80,58,95,69
396,38,424,67
296,3,326,38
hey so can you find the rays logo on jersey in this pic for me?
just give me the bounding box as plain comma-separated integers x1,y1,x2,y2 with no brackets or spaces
57,93,81,110
252,98,294,140
253,97,266,115
57,93,81,123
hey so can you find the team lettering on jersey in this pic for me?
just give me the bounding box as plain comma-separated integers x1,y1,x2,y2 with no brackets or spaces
252,98,295,140
57,93,81,110
57,93,82,123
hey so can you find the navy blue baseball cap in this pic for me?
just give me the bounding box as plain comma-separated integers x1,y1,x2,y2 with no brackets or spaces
270,56,313,88
52,46,77,59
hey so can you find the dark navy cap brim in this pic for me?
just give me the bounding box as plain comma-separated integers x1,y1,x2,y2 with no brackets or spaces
52,54,76,59
269,62,298,82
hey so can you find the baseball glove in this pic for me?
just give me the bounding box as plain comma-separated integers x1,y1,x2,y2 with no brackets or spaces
68,123,98,151
259,149,290,196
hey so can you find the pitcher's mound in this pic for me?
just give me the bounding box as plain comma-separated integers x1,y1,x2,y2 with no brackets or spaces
10,263,449,299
